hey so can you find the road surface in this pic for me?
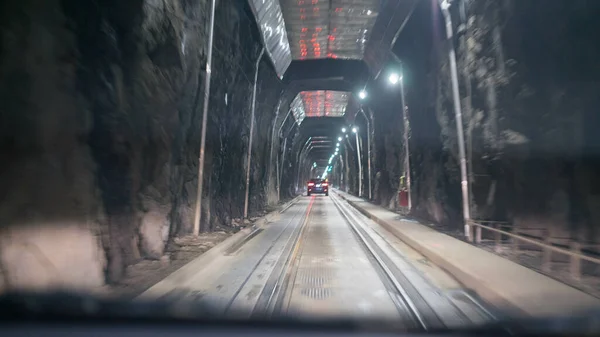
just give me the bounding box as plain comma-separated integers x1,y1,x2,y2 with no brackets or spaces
141,192,494,329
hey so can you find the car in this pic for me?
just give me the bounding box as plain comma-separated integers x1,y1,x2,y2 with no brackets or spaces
307,179,328,196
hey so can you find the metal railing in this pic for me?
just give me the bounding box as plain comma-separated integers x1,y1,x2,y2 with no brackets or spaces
470,220,600,281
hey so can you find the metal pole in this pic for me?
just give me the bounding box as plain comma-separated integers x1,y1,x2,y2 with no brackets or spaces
344,146,349,192
440,0,471,240
354,131,362,197
193,0,216,236
299,146,312,192
276,151,280,198
359,109,372,200
339,155,344,189
277,107,293,138
267,108,292,192
243,47,265,219
296,138,311,191
399,71,412,212
278,137,287,199
267,104,284,204
277,123,295,197
272,107,293,199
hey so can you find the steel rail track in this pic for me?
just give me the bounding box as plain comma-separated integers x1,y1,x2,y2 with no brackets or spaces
330,194,428,330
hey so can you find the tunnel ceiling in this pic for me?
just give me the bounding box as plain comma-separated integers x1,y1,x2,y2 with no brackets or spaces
294,118,347,163
248,0,417,78
291,90,350,124
248,0,418,162
289,90,360,164
280,0,379,60
247,0,292,78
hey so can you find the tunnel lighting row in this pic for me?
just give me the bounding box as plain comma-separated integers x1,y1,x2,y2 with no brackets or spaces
322,125,359,179
323,137,341,179
356,72,403,101
328,72,403,180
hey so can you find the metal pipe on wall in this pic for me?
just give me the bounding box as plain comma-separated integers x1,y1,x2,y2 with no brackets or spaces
354,131,362,197
344,145,350,193
266,103,282,203
268,107,292,200
398,65,412,212
338,155,344,190
440,0,471,240
243,47,265,219
276,151,280,198
299,145,313,192
193,0,216,236
277,122,295,199
295,138,312,191
359,109,372,200
277,107,293,138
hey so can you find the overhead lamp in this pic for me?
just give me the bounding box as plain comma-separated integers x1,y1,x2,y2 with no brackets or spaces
341,127,347,133
338,136,342,141
352,127,358,133
441,0,450,10
388,72,401,85
358,90,367,100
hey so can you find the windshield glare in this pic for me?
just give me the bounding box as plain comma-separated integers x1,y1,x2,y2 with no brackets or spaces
1,0,600,332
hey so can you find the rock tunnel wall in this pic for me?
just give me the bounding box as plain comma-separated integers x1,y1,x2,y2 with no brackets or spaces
453,0,600,240
378,0,600,237
0,0,282,291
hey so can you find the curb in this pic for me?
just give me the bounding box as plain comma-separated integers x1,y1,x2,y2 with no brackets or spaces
333,190,526,317
279,195,302,214
138,226,256,299
139,197,301,299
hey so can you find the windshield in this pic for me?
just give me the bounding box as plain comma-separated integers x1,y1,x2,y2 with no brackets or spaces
2,0,600,333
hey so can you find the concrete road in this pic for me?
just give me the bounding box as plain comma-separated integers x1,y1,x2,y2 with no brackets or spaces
140,194,494,329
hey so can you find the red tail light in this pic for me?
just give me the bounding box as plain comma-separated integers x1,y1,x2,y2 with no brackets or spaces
308,182,315,186
322,182,328,187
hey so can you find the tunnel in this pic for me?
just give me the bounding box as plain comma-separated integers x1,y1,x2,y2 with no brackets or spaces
2,0,600,327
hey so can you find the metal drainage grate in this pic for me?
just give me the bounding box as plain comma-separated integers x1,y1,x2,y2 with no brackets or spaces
298,274,327,286
300,288,332,300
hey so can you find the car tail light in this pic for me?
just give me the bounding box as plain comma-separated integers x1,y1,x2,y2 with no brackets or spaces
322,182,328,187
308,182,314,187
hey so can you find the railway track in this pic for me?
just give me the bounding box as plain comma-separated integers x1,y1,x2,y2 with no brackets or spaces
184,194,496,329
249,194,430,330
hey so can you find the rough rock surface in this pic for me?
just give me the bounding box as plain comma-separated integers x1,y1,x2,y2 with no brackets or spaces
0,225,106,291
0,0,281,290
2,0,599,292
379,0,600,239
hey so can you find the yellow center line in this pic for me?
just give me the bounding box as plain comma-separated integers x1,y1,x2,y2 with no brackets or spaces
281,195,315,312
